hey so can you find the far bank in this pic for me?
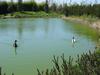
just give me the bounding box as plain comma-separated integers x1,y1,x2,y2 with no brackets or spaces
0,11,61,19
62,15,100,32
1,12,100,33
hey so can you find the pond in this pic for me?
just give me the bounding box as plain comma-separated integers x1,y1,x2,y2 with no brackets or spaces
0,18,99,75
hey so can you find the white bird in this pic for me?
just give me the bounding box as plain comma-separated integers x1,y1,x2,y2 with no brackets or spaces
72,37,76,43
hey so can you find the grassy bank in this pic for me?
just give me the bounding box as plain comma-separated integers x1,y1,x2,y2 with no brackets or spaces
62,15,100,32
0,11,61,18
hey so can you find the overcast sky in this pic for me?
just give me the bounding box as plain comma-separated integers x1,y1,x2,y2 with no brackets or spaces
1,0,100,4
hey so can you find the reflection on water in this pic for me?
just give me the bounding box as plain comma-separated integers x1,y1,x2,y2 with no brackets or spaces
72,43,75,48
14,47,17,55
0,18,98,75
18,20,23,40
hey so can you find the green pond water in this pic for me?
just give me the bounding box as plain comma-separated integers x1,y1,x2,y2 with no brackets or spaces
0,18,99,75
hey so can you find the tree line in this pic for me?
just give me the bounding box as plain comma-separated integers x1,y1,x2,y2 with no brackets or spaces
0,0,49,14
0,0,100,18
50,3,100,18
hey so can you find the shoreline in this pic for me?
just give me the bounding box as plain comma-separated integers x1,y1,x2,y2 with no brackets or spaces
62,16,100,32
1,13,100,32
0,12,61,19
0,15,60,19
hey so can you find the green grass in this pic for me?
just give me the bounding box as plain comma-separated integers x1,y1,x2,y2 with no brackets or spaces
66,20,100,42
63,15,100,42
0,11,61,18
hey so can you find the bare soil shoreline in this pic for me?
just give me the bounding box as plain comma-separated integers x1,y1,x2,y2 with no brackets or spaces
62,16,100,32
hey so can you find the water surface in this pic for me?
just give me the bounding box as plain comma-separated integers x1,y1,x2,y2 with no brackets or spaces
0,18,98,75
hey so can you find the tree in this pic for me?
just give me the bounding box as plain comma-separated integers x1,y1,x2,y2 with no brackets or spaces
31,0,38,11
45,0,49,13
18,0,22,11
50,3,57,12
7,0,14,14
0,1,8,14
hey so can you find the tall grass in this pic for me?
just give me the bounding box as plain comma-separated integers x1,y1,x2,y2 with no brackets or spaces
0,50,100,75
37,50,100,75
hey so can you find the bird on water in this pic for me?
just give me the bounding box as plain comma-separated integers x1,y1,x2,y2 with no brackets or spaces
13,40,18,48
72,36,76,44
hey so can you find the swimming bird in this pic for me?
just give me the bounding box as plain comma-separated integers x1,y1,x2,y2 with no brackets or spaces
13,40,18,48
72,36,76,44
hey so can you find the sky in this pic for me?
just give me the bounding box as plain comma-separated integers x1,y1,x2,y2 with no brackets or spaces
1,0,100,4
